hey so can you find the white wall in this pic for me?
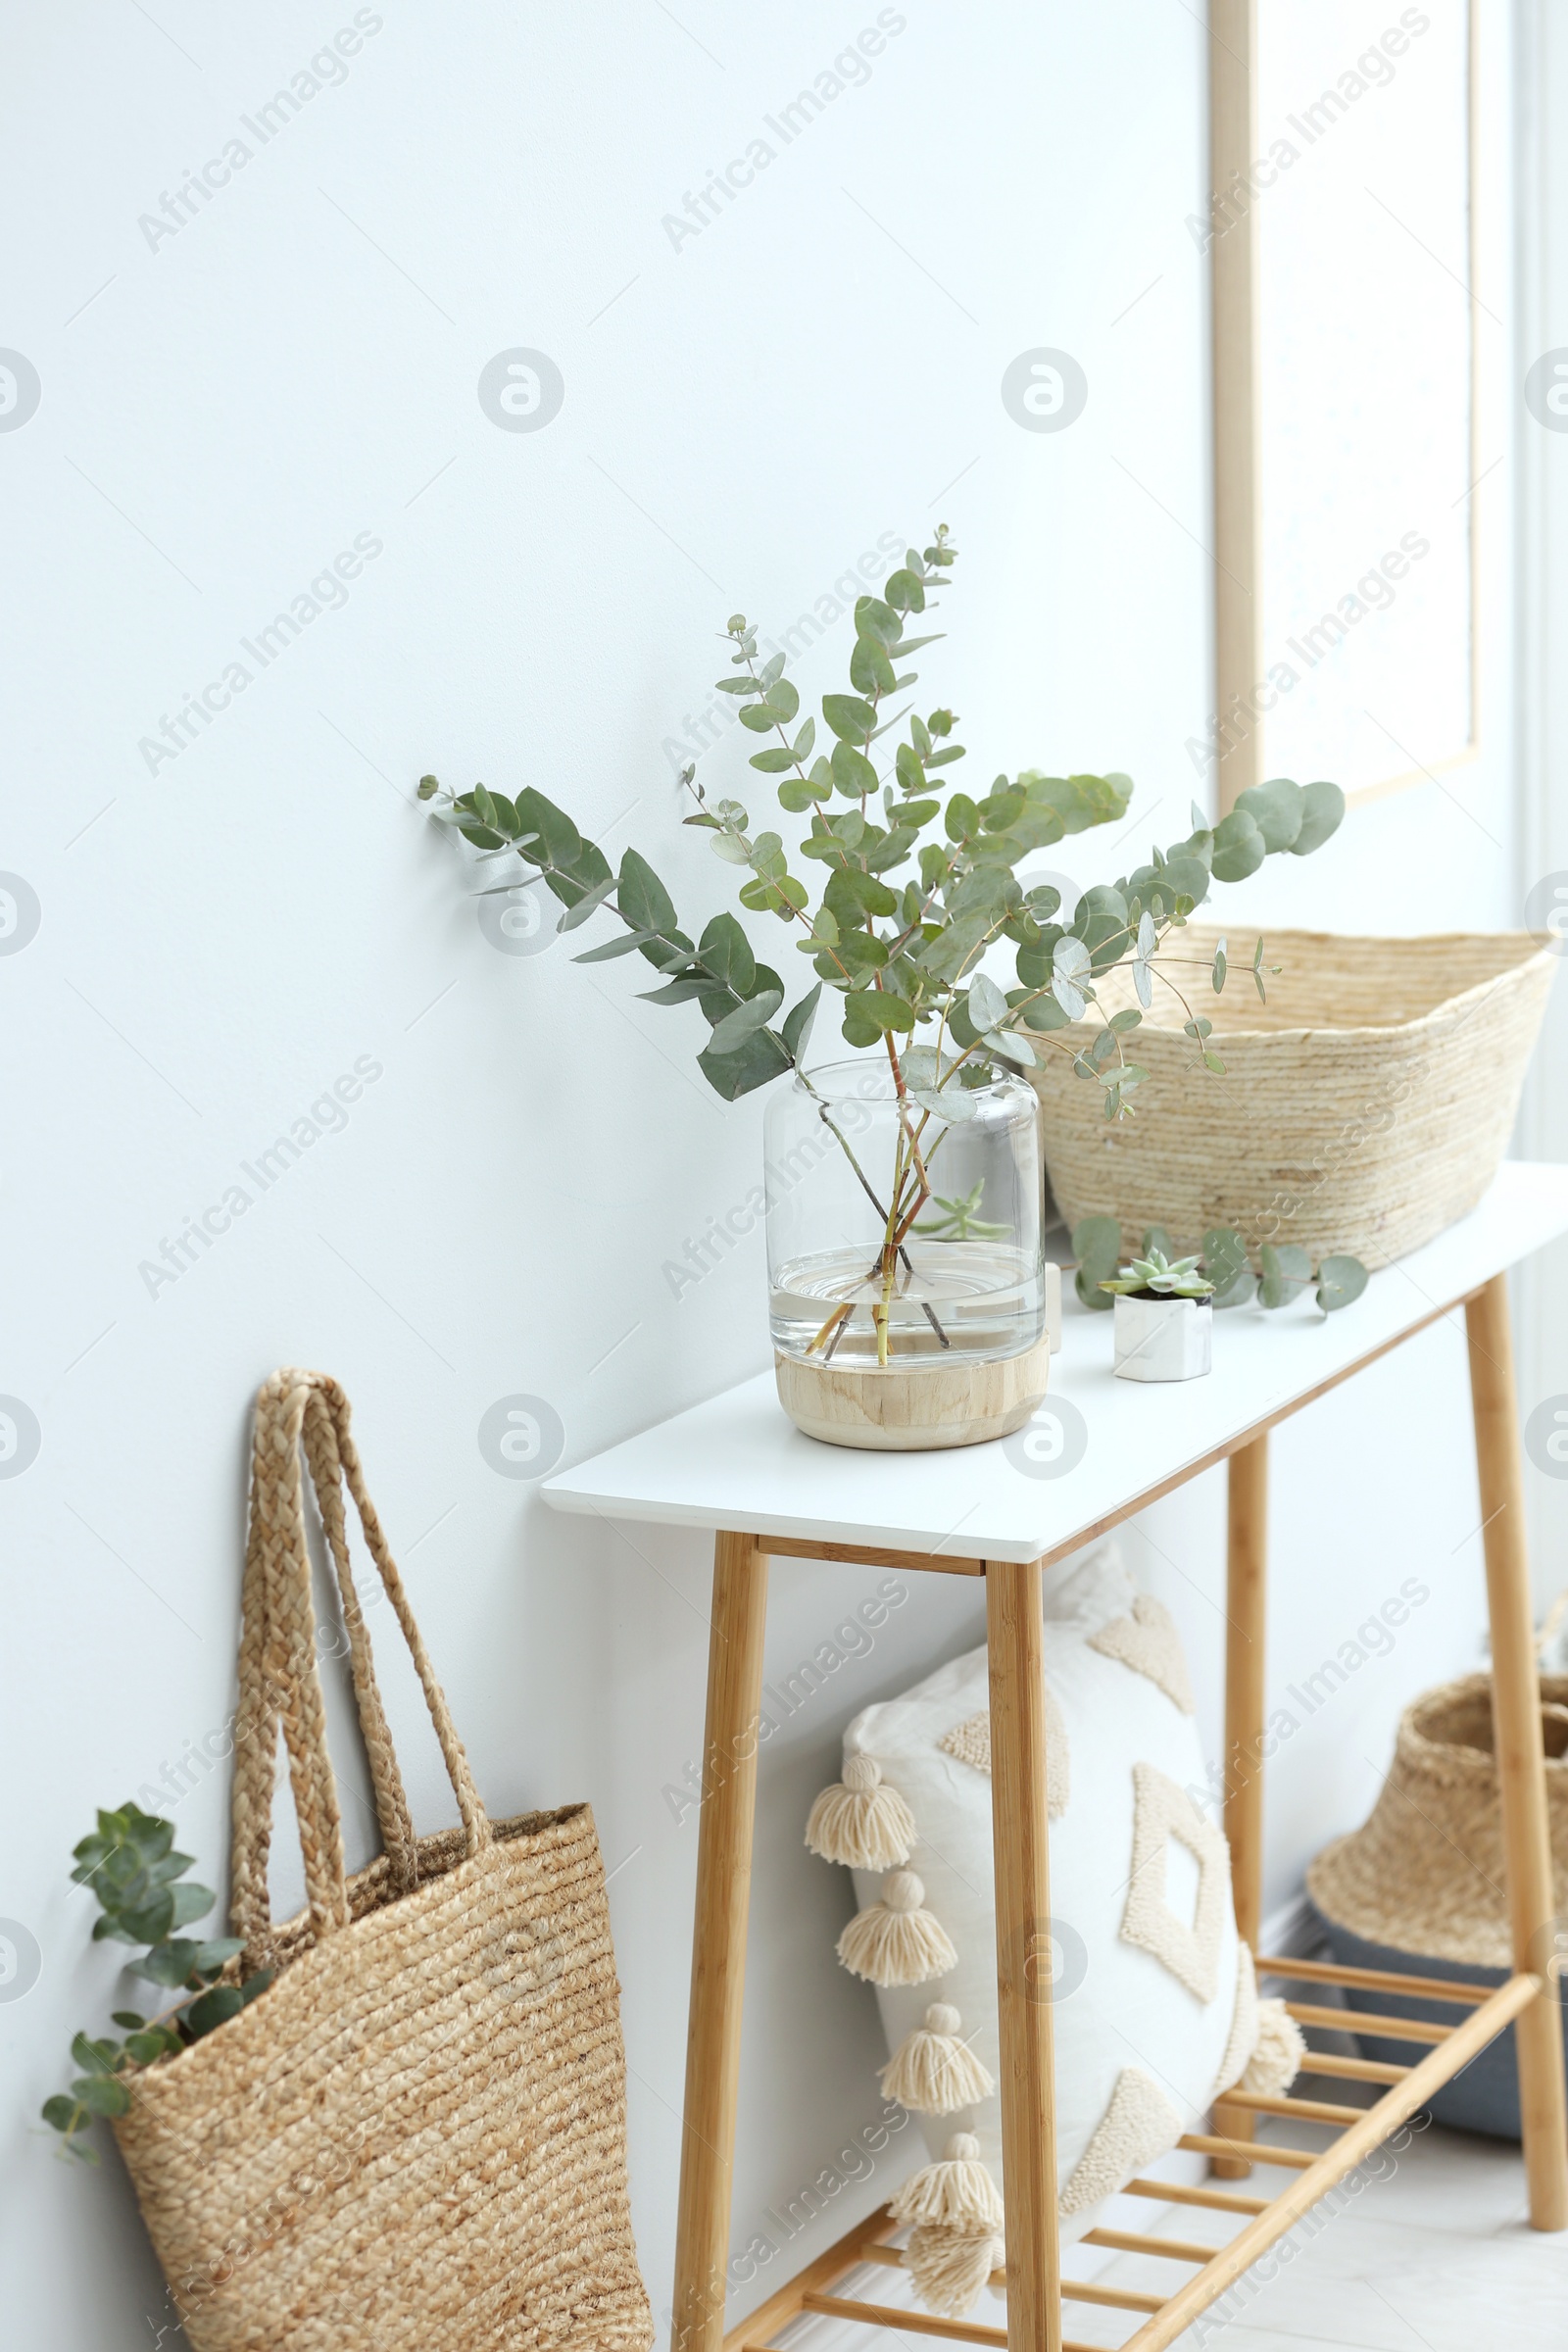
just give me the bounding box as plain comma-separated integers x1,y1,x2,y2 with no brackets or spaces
0,5,1544,2344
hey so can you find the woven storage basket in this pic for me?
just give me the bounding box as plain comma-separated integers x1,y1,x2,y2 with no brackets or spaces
1030,927,1554,1265
1306,1673,1568,2137
113,1369,654,2352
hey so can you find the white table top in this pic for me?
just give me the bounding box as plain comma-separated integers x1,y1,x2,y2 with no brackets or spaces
542,1162,1568,1564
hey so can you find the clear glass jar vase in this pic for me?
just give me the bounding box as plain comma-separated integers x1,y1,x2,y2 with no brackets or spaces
764,1058,1046,1371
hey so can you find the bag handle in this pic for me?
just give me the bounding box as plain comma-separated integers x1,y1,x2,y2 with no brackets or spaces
230,1369,490,1972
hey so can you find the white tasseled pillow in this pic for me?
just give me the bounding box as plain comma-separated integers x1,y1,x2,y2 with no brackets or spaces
839,1538,1248,2247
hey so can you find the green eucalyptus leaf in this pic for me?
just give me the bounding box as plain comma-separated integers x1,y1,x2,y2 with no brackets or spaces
698,912,756,998
555,874,618,932
1072,1215,1123,1284
698,1026,793,1099
842,989,914,1035
1289,779,1346,856
850,635,897,696
191,1938,244,1973
74,2074,132,2118
781,983,822,1064
706,988,785,1056
855,595,903,647
115,1893,175,1945
130,1938,204,1987
967,972,1008,1032
166,1882,217,1930
1210,808,1265,883
1258,1243,1313,1308
514,788,587,875
907,1082,980,1123
185,1985,246,2041
822,693,877,743
572,928,663,963
1201,1227,1250,1293
830,741,878,800
1317,1254,1369,1312
1234,777,1303,853
616,849,678,937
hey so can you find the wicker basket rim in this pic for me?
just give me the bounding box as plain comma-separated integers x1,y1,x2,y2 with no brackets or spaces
1396,1671,1568,1779
121,1801,594,2112
1054,928,1553,1050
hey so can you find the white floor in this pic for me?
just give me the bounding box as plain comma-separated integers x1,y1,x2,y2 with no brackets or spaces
782,2115,1568,2352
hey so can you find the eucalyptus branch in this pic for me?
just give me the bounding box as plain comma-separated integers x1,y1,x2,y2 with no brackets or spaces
415,531,1347,1352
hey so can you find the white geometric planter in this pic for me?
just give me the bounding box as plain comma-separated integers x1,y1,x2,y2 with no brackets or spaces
1112,1293,1212,1383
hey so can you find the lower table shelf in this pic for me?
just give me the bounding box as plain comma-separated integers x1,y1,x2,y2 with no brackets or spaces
725,1955,1541,2352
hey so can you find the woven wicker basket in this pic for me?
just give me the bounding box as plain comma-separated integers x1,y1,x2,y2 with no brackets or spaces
1307,1674,1568,1969
1304,1674,1568,2138
1030,927,1555,1266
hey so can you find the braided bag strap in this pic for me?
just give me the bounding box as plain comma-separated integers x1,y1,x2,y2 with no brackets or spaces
230,1370,490,1975
298,1387,419,1892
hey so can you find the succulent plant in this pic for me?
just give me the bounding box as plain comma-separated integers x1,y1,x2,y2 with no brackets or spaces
1099,1247,1217,1299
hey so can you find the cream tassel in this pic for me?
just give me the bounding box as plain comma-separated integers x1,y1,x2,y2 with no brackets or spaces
805,1753,915,1870
836,1870,956,1987
879,2003,995,2114
1242,1996,1306,2096
905,2224,1002,2317
888,2132,1004,2232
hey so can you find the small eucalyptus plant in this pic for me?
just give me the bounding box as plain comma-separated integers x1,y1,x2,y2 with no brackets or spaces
41,1803,270,2162
417,533,1345,1362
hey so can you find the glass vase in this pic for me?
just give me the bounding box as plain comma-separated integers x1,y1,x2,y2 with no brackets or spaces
764,1058,1047,1381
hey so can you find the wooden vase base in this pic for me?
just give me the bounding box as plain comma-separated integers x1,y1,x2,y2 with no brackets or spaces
774,1336,1052,1451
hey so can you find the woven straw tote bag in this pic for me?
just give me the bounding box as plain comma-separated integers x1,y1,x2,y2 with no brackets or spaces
113,1368,655,2352
1030,927,1554,1266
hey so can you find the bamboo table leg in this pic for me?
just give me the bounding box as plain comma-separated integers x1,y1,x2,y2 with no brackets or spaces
986,1557,1063,2352
1214,1433,1268,2179
1466,1275,1568,2231
672,1533,771,2352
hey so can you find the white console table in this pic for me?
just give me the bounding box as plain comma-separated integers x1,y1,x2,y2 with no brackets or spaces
544,1161,1568,2352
